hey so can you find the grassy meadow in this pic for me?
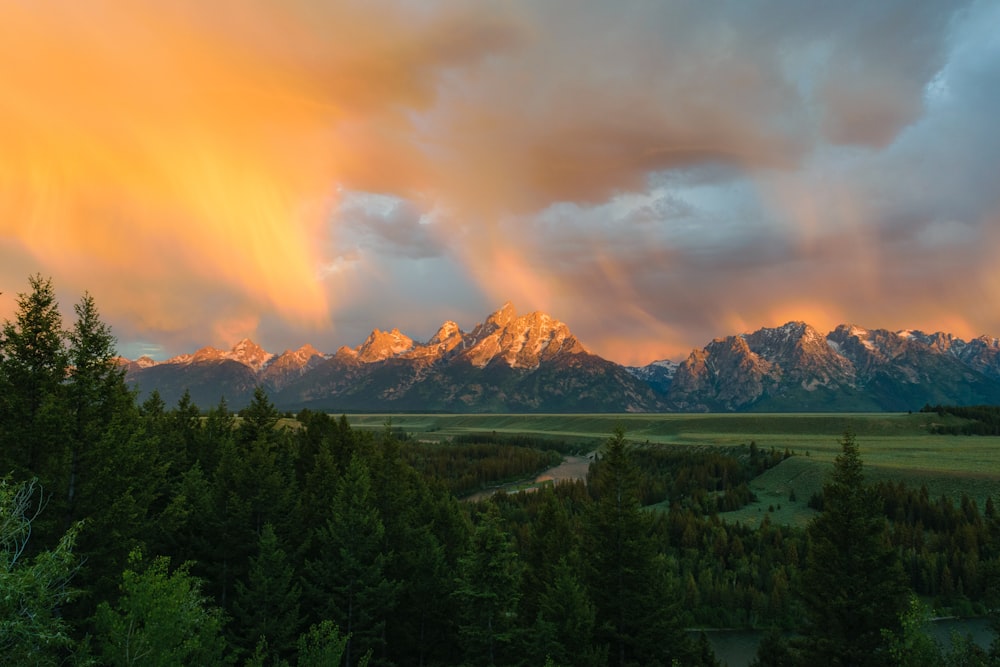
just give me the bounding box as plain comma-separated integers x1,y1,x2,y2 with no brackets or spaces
345,411,1000,525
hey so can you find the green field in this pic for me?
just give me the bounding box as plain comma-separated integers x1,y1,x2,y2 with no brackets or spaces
345,412,1000,521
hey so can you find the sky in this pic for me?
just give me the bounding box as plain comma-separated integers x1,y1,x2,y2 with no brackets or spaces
2,0,999,365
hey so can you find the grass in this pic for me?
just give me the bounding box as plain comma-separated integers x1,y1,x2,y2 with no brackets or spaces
343,412,1000,515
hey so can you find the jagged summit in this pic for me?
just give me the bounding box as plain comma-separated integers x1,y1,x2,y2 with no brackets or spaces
123,310,1000,413
429,321,461,344
164,338,274,371
357,328,415,363
134,355,157,369
260,344,326,390
486,301,517,329
461,305,585,369
228,338,275,371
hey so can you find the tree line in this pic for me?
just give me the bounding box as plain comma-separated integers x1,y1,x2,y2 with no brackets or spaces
2,274,1000,665
921,404,1000,435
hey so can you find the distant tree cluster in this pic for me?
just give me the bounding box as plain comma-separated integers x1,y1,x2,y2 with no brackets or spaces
2,275,1000,665
921,404,1000,435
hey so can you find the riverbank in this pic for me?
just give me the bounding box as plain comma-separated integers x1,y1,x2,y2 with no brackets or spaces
463,451,594,501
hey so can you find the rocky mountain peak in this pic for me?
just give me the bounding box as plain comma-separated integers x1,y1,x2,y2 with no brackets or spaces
134,355,158,369
335,345,359,359
122,311,1000,413
429,321,462,345
742,321,835,363
486,301,517,329
463,307,584,369
357,328,414,363
187,346,227,363
259,344,326,390
271,344,324,365
228,338,275,372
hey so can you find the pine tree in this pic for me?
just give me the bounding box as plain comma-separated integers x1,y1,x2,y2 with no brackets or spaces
65,292,132,527
368,431,455,666
72,402,168,620
750,630,794,667
0,275,68,483
302,454,397,667
237,386,280,449
531,557,606,667
454,502,523,667
584,426,691,666
231,522,303,660
796,430,909,666
161,390,202,475
521,487,580,622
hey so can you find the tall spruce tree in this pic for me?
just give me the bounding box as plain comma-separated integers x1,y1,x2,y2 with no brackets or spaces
230,522,303,660
531,556,606,667
302,454,397,667
796,430,909,666
454,502,523,667
584,426,692,667
65,292,132,527
0,275,68,484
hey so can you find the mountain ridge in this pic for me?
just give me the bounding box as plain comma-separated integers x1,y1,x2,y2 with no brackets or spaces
123,306,1000,412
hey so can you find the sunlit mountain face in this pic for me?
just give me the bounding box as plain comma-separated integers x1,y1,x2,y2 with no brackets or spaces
122,303,1000,414
3,1,999,368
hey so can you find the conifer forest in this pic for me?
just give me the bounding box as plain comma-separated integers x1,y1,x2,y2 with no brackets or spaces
2,275,1000,666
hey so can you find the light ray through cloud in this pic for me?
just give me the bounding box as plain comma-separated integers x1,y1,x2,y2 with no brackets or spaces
2,0,997,365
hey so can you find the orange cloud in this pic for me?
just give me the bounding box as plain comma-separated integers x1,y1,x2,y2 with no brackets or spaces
0,1,340,331
0,0,522,347
1,0,988,366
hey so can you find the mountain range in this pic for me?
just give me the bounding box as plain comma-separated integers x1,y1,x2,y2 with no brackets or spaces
122,303,1000,413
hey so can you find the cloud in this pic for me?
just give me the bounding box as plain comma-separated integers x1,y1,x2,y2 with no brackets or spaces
0,0,521,353
336,192,442,260
1,0,994,365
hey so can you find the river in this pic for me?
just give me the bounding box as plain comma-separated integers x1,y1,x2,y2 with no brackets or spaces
463,450,594,502
702,617,995,666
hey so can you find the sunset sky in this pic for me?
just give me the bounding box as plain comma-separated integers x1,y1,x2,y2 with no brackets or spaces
2,0,998,365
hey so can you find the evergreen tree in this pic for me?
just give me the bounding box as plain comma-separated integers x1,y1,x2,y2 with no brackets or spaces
454,502,523,667
302,454,397,667
0,274,68,484
237,386,280,449
585,426,691,666
231,523,303,660
296,440,341,555
368,431,457,666
198,396,236,475
151,462,215,572
796,430,909,666
64,292,133,527
531,557,606,667
72,403,168,621
750,630,794,667
158,390,202,475
204,436,256,610
521,487,580,622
